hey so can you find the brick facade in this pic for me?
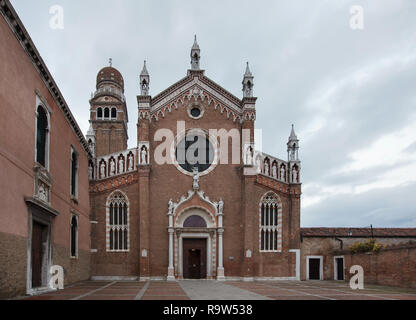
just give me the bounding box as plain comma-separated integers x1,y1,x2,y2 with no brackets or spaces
0,1,91,298
88,57,302,280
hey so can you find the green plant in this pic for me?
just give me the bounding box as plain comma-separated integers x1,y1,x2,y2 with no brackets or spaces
350,238,383,254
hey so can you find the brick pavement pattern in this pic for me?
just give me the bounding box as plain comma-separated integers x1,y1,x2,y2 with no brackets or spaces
21,280,416,300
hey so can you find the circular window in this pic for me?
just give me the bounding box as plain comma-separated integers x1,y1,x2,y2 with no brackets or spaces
175,134,214,173
191,107,201,118
187,104,204,119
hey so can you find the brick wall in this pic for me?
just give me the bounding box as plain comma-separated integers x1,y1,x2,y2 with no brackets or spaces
0,232,27,299
344,244,416,289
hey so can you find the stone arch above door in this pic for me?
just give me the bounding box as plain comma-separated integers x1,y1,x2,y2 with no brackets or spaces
175,207,216,228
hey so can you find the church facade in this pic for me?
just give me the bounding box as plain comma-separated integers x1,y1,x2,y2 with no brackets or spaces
87,37,302,281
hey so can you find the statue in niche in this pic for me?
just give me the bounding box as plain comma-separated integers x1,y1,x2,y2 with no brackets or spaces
292,167,298,183
265,162,270,176
100,162,106,178
256,157,261,173
88,165,93,180
280,166,285,181
141,147,148,165
192,167,200,190
246,146,254,165
110,159,115,176
119,157,124,174
272,164,277,179
128,154,134,171
168,199,174,214
218,199,224,215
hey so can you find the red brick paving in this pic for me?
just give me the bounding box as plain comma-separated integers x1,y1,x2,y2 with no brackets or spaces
20,280,416,300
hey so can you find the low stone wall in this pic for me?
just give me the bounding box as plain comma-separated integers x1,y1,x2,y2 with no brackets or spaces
344,243,416,289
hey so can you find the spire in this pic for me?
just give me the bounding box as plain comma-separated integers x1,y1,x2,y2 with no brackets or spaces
140,60,149,76
192,35,200,50
244,62,252,77
87,122,95,137
289,124,298,141
287,124,300,162
190,35,201,70
86,122,96,157
140,60,150,96
242,62,254,98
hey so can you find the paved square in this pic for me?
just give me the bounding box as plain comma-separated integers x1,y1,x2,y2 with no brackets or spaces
21,280,416,300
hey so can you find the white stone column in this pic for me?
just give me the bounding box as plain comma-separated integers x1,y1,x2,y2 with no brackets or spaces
167,212,175,281
217,210,225,280
217,229,225,280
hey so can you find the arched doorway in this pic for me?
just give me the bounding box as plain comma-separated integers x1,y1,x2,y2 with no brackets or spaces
174,208,216,280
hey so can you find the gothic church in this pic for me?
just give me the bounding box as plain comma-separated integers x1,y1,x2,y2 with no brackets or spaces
86,37,302,281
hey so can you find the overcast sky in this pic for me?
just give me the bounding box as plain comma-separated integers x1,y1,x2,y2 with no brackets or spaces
10,0,416,227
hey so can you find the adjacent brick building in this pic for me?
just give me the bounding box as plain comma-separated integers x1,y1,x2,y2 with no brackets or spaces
0,1,91,298
300,228,416,283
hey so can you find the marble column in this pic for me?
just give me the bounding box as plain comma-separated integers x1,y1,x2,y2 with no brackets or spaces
167,212,175,281
217,211,225,280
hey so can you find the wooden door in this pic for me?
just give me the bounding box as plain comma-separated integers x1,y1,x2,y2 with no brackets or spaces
188,249,201,279
309,258,321,280
32,221,46,288
183,238,207,279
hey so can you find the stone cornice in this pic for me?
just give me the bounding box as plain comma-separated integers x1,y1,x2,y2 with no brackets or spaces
0,0,92,158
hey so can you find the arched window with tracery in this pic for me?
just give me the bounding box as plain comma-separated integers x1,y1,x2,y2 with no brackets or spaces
106,191,129,252
260,193,281,252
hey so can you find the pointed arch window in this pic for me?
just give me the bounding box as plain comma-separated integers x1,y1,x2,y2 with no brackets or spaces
36,105,49,168
260,194,281,252
107,192,129,252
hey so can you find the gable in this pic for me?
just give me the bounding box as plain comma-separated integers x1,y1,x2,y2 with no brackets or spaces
151,71,243,117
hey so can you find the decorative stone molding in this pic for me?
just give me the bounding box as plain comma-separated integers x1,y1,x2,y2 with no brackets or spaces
33,164,52,205
89,173,139,194
150,77,244,123
166,178,225,280
95,148,137,180
255,175,301,197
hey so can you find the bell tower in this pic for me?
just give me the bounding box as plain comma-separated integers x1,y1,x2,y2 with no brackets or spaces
89,60,128,157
